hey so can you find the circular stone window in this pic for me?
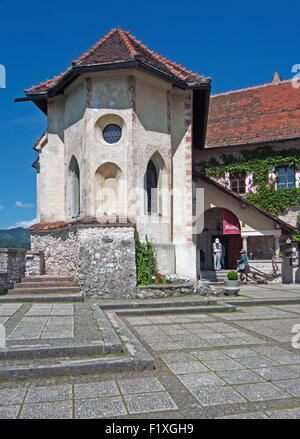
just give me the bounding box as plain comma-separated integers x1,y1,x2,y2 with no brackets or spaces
103,124,122,144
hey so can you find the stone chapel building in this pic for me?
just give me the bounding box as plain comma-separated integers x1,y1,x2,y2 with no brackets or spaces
15,28,299,296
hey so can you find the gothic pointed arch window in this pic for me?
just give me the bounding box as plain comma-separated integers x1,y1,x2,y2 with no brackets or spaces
144,153,166,215
146,160,158,214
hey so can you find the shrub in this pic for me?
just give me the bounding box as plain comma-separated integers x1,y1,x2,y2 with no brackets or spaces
227,270,239,281
135,235,158,285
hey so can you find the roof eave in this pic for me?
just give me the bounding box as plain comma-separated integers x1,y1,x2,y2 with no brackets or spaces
20,59,211,103
205,135,300,150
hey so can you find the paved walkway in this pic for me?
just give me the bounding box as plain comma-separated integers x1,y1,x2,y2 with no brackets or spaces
1,284,300,419
227,283,300,301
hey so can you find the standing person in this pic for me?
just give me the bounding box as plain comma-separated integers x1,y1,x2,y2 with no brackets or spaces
212,238,222,271
221,242,226,269
237,248,250,282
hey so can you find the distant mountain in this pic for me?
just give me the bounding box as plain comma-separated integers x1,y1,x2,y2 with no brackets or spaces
0,227,31,249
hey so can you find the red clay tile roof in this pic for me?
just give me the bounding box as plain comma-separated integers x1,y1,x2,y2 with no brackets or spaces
25,27,210,96
206,78,300,147
29,216,135,231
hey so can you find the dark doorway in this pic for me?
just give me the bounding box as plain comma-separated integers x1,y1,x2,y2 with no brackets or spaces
227,235,242,269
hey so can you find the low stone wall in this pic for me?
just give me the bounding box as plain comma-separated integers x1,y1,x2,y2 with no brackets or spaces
0,248,28,294
137,283,195,298
31,225,137,298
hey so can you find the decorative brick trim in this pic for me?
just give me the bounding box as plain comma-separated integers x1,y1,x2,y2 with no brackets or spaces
86,78,93,107
184,94,193,242
167,90,171,135
128,75,136,122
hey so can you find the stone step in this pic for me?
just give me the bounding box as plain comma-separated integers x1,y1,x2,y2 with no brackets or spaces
0,293,83,303
8,286,81,295
201,271,230,281
21,276,74,283
202,276,228,281
14,281,77,289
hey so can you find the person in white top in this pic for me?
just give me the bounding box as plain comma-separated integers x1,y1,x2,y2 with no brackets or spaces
212,238,222,271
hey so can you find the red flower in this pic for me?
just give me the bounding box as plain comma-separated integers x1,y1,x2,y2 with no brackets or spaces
156,274,162,279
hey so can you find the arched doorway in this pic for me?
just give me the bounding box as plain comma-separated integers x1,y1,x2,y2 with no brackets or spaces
197,207,242,270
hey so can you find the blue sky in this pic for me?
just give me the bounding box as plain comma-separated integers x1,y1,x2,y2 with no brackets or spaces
0,0,299,229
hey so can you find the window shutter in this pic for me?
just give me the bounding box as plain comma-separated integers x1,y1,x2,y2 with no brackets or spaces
224,172,231,190
268,169,277,188
296,169,300,188
245,171,254,193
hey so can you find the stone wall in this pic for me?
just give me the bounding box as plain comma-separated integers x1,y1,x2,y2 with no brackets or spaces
31,228,79,276
25,251,44,277
76,227,136,297
278,205,300,227
31,225,137,297
0,249,27,294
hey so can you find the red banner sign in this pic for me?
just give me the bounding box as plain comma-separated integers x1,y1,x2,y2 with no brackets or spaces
223,209,241,234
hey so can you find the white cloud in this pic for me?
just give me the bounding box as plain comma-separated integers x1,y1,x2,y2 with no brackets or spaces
15,201,35,209
8,218,37,229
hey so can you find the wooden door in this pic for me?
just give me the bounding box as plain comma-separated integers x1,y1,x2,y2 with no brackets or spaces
227,235,242,269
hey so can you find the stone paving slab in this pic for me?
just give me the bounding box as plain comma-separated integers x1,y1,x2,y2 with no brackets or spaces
25,384,72,403
124,392,178,414
20,401,73,419
74,381,119,399
191,385,247,406
0,405,20,419
266,407,300,419
234,382,292,401
0,304,23,316
75,396,126,419
273,378,300,396
217,369,266,385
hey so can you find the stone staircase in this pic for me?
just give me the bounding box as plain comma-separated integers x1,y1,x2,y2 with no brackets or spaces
8,276,81,295
201,270,231,284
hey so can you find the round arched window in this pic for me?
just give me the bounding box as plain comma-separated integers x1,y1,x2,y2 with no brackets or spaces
103,124,122,144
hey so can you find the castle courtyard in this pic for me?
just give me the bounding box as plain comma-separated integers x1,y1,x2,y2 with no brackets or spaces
1,286,300,419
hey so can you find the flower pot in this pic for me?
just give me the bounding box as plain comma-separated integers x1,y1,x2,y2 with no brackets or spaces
224,279,241,295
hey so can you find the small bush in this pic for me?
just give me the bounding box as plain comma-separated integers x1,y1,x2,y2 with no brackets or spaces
227,270,239,280
135,235,158,285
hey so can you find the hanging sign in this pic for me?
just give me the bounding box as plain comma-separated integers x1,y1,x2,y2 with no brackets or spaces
223,209,241,234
